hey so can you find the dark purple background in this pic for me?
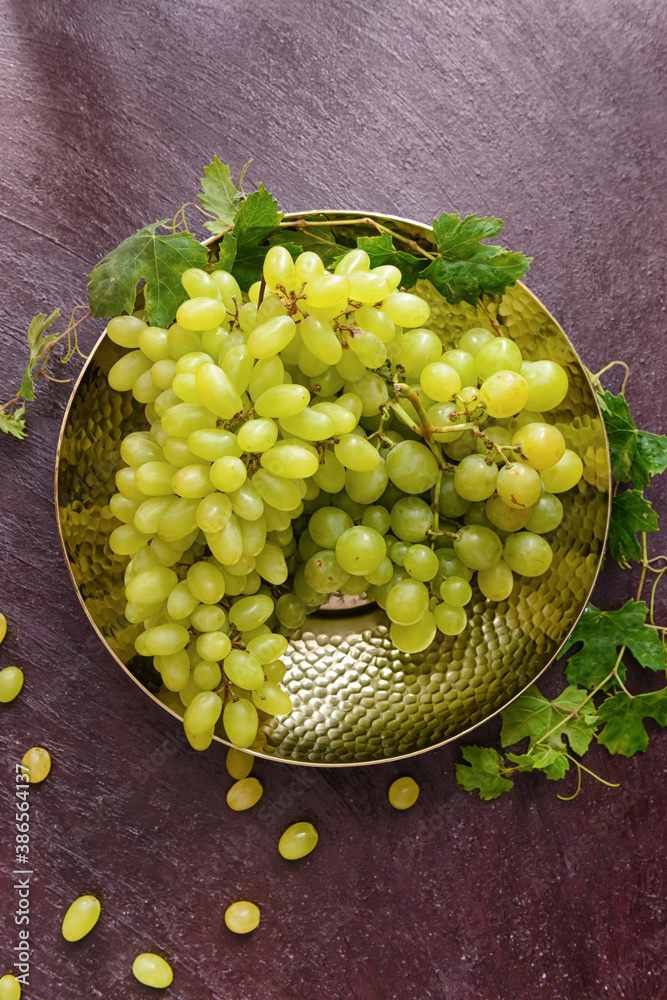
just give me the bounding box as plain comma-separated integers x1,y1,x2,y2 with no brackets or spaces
1,2,666,998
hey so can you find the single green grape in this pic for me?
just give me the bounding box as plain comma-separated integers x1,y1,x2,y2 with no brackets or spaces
21,747,51,783
62,895,101,942
223,698,259,749
386,440,440,494
439,577,472,607
540,449,584,493
0,975,21,1000
433,601,467,636
503,532,554,577
225,900,260,934
388,776,420,810
525,493,564,533
335,526,386,576
225,748,254,780
0,666,23,703
252,682,292,715
390,611,436,654
403,545,440,582
132,953,174,989
227,776,263,811
278,821,319,859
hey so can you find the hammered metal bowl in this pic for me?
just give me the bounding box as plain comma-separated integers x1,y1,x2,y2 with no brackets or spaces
55,211,610,765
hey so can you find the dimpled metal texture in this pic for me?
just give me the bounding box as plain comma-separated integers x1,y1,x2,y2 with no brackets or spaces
55,212,610,766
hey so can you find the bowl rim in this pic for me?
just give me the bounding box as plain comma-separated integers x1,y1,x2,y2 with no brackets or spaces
54,209,612,766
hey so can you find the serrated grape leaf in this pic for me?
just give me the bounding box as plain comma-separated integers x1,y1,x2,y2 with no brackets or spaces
87,221,208,327
27,309,60,359
17,309,62,402
501,684,597,757
563,600,665,689
608,489,659,568
232,183,282,246
198,155,251,234
333,233,426,289
455,746,514,800
597,390,667,488
211,184,283,289
596,688,667,756
421,212,531,305
212,233,237,274
0,404,26,439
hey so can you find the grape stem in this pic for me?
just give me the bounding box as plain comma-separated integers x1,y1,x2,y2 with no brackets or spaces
475,297,502,335
278,217,437,260
391,384,457,471
472,428,519,468
587,361,630,395
1,306,90,420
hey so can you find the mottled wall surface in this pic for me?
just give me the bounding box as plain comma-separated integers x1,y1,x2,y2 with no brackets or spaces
0,1,665,998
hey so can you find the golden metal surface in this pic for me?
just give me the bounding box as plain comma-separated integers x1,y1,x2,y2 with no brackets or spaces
55,211,610,765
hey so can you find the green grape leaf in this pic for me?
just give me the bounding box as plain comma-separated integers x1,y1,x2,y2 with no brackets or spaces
212,233,237,274
27,309,61,359
0,404,27,439
455,746,514,800
198,155,251,234
212,184,284,289
16,309,62,403
597,390,667,488
596,688,667,756
608,489,659,568
563,600,665,689
232,183,282,247
18,365,36,402
337,233,426,289
506,746,568,780
87,221,209,327
501,684,597,757
421,212,532,305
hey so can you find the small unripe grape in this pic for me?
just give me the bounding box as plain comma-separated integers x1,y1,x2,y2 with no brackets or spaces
132,953,173,989
226,748,254,780
0,975,21,1000
225,900,260,934
226,777,263,811
21,747,51,783
278,821,319,859
62,895,101,942
0,666,23,703
388,776,420,810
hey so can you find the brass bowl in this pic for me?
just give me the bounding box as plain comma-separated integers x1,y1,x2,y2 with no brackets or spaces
55,211,610,766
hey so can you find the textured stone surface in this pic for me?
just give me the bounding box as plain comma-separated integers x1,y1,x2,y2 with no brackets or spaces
0,2,666,998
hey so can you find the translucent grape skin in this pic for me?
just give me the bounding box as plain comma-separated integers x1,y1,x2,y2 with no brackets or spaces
0,976,22,1000
132,954,174,989
0,666,23,703
62,895,101,942
225,900,260,934
388,776,420,809
21,746,51,783
227,777,263,811
278,821,319,859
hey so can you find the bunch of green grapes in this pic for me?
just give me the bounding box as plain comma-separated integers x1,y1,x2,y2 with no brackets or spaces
106,242,581,749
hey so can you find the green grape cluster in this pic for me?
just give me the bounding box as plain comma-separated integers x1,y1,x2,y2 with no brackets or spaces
105,242,582,750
